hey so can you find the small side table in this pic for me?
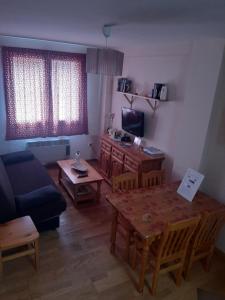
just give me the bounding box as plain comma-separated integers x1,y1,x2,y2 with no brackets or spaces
0,216,39,275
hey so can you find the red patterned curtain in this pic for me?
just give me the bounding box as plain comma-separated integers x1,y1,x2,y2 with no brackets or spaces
2,47,88,140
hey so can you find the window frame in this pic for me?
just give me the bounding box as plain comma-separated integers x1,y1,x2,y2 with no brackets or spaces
2,47,88,140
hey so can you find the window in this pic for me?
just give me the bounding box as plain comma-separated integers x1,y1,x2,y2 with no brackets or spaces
3,47,88,140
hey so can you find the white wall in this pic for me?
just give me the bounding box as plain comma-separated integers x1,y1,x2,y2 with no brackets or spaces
0,37,101,160
200,48,225,252
111,39,225,180
173,39,225,179
112,42,191,178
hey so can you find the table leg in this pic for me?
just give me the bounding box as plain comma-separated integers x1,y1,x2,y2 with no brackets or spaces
138,239,150,293
73,185,79,207
96,181,102,202
110,209,118,254
58,168,62,185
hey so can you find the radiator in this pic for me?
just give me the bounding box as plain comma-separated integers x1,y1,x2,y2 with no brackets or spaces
26,139,70,164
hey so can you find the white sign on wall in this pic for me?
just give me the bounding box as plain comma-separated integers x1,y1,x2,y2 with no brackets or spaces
177,168,205,202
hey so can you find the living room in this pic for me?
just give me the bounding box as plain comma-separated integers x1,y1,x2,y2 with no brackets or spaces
0,1,225,299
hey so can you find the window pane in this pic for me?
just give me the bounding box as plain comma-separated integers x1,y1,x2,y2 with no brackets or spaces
12,56,45,124
51,59,80,123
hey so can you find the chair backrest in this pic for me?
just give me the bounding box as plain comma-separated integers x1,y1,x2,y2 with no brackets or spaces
141,170,164,188
156,216,200,264
192,210,225,251
112,172,139,192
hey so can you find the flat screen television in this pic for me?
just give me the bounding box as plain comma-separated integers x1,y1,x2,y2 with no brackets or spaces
122,107,144,137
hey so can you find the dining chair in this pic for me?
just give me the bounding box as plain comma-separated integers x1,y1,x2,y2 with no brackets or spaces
132,216,200,295
111,172,139,262
141,170,165,188
112,172,139,192
184,210,225,278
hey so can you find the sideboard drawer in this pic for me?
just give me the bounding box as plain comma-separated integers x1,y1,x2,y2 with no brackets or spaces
124,156,139,171
112,147,124,162
101,140,111,153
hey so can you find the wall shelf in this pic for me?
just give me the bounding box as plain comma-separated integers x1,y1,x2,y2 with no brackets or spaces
117,91,160,112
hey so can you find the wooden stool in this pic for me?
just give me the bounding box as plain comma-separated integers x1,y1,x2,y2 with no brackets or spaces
0,216,39,275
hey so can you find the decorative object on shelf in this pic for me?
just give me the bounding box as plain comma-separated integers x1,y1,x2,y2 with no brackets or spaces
71,163,88,173
71,161,88,176
75,151,81,163
153,83,168,101
86,25,124,76
108,128,122,141
71,151,88,176
114,130,122,140
121,134,132,143
117,78,132,93
160,85,168,101
133,137,142,148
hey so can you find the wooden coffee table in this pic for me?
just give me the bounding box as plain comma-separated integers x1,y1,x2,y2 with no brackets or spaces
57,159,104,207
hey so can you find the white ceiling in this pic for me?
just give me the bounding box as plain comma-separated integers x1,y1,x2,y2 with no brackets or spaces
0,0,225,50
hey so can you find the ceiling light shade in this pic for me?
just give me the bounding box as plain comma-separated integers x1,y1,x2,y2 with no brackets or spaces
86,48,124,76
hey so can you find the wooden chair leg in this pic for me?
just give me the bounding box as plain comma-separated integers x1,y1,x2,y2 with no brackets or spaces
110,211,118,254
175,267,183,286
203,252,213,272
183,250,194,279
34,239,39,270
151,268,160,296
125,231,131,263
184,260,192,279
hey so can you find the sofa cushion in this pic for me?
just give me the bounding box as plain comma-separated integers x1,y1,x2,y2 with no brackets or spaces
0,158,16,220
1,151,34,166
15,185,66,224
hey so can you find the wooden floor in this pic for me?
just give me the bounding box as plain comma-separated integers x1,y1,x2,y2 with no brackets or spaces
0,162,225,300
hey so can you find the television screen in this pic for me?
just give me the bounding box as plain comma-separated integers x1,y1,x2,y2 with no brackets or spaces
122,107,144,137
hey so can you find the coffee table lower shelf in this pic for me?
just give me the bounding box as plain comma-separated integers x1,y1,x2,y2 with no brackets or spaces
60,177,100,207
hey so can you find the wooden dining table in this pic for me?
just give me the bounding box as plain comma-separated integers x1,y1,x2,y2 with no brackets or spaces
106,183,225,293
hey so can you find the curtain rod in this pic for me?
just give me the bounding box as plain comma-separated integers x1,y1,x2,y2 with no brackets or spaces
0,33,97,48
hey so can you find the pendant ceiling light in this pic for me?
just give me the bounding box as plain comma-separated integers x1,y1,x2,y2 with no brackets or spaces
86,25,124,76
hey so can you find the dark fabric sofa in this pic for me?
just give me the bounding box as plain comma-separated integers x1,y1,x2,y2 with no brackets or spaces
0,150,66,231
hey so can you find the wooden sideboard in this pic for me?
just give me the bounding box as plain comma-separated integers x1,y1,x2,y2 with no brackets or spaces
99,135,165,185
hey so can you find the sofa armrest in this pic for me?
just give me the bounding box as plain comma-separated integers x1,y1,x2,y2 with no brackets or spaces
15,185,63,212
